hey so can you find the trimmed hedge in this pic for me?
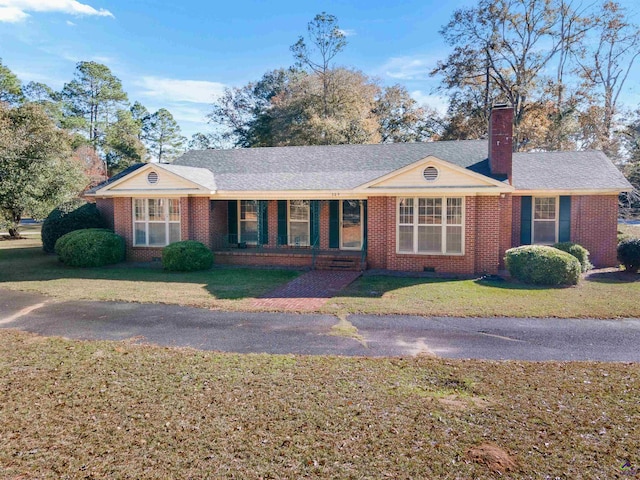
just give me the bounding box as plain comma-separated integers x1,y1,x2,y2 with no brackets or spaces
505,245,581,285
553,242,592,272
617,238,640,273
55,228,125,267
162,241,214,272
42,201,108,253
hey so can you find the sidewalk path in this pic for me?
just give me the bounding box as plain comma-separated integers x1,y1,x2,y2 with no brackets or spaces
251,270,361,311
2,289,640,361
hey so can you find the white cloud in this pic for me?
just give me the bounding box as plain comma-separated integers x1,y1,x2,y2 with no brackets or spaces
0,0,114,22
66,19,75,25
380,55,439,81
137,77,227,104
338,28,356,37
0,6,27,21
410,90,449,115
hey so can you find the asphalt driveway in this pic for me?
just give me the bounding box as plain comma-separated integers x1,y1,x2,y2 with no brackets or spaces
2,289,639,361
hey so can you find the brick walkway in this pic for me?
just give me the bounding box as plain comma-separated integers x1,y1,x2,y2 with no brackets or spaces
251,270,362,311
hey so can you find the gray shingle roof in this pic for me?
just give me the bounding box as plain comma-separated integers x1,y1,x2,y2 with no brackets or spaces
174,140,492,190
92,141,632,194
157,164,217,191
512,151,631,190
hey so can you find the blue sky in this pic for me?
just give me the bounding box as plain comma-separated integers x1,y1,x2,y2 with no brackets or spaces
2,0,640,139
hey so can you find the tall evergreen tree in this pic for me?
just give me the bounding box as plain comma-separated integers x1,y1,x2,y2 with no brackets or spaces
145,108,186,162
61,61,128,148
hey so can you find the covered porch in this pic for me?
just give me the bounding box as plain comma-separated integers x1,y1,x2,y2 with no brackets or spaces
209,199,368,270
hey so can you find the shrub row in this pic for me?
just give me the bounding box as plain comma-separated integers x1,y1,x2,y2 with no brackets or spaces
505,245,581,286
162,241,214,271
55,229,125,267
618,238,640,273
42,201,108,253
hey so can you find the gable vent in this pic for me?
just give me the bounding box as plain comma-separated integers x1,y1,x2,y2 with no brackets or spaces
147,171,159,184
423,166,439,182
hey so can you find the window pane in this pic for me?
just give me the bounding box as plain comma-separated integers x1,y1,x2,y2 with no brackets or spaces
534,197,556,220
446,226,463,253
447,198,463,225
419,198,441,225
148,199,166,221
241,200,258,221
148,223,166,246
134,222,146,245
169,223,181,244
134,199,146,221
289,222,309,246
418,225,442,253
289,200,309,221
169,199,180,222
399,198,413,224
398,225,414,252
240,221,258,243
533,221,556,244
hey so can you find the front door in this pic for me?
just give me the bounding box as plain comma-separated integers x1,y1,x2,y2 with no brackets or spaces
340,200,362,250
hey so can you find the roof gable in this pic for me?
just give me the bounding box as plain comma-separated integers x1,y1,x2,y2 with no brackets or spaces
358,156,512,193
95,164,216,196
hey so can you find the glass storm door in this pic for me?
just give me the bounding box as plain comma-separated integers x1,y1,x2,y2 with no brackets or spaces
340,200,362,250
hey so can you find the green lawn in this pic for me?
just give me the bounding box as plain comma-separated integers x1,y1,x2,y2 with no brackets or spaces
0,238,298,309
1,330,638,478
2,234,640,317
322,272,640,318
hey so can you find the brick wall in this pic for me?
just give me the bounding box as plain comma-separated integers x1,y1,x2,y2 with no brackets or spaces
511,194,619,268
366,196,503,274
511,196,522,248
95,198,114,230
475,196,500,274
188,197,211,248
571,195,619,267
498,194,513,269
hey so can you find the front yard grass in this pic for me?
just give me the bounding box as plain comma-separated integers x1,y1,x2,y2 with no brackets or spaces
2,236,640,317
323,272,640,318
1,330,638,478
0,238,298,309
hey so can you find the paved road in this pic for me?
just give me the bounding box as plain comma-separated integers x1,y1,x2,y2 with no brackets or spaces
2,289,639,361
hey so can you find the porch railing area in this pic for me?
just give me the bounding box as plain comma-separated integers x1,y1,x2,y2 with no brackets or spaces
210,233,367,270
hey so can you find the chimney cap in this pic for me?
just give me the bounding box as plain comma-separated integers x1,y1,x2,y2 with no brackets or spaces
491,102,512,109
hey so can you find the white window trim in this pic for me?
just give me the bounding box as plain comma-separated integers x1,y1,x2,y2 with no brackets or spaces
132,198,181,247
396,196,465,256
238,200,259,245
288,200,310,247
532,196,559,245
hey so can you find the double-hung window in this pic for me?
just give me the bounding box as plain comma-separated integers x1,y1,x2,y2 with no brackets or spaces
532,197,557,244
288,200,310,246
239,200,258,244
397,197,464,254
133,198,180,246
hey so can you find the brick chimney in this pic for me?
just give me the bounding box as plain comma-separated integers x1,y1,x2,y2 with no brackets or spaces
488,103,514,182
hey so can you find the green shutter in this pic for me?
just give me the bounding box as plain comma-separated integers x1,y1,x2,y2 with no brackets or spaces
227,200,238,243
259,200,269,245
329,200,339,249
310,200,319,247
520,196,532,245
559,196,571,242
362,200,367,249
277,200,287,245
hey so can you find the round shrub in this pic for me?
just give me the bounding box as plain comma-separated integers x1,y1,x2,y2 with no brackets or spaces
162,241,214,272
553,242,592,272
617,238,640,273
505,245,581,285
42,201,108,253
55,228,125,267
